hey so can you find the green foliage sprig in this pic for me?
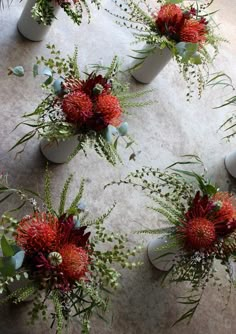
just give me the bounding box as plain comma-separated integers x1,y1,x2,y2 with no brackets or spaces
31,0,102,26
0,169,141,333
205,71,236,140
107,0,225,100
109,155,236,324
10,44,152,165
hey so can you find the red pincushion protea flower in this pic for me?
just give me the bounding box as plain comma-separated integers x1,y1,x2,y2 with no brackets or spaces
91,94,122,131
181,217,216,250
211,192,236,236
179,192,236,251
62,91,93,123
16,213,58,254
59,244,89,281
180,19,207,44
156,4,184,36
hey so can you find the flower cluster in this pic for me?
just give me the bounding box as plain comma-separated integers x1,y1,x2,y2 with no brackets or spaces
156,4,208,44
108,0,224,99
178,191,236,252
11,45,149,165
59,73,122,131
0,171,140,333
115,157,236,324
16,212,90,291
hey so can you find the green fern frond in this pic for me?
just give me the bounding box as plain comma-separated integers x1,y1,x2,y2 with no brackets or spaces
52,290,64,334
0,284,37,305
87,202,116,227
148,206,180,225
137,227,175,235
58,174,74,216
66,137,88,162
69,178,85,211
148,196,184,219
44,165,53,213
94,135,122,166
117,88,153,100
68,46,80,78
105,55,120,79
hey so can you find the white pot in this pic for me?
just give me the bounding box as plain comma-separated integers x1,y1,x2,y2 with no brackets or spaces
230,259,236,281
40,136,79,164
225,151,236,178
131,45,172,84
147,235,179,271
17,0,59,41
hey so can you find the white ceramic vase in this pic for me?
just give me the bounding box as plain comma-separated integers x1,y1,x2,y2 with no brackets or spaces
225,151,236,178
40,136,79,164
17,0,59,41
147,235,179,271
230,259,236,281
131,45,172,84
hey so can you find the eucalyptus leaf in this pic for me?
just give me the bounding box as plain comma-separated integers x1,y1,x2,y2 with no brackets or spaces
33,64,39,77
191,52,202,65
53,78,64,95
0,256,16,277
11,66,25,77
176,42,199,62
42,67,52,77
44,75,54,86
13,251,25,270
1,235,14,257
118,122,128,136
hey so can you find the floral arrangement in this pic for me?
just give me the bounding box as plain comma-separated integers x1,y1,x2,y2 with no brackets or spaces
0,169,140,333
107,0,224,99
111,156,236,323
10,44,150,165
31,0,101,26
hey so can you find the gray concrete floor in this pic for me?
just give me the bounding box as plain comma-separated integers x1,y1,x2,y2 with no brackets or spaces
0,0,236,333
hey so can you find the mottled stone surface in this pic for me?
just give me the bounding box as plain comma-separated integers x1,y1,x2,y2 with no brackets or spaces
0,0,236,333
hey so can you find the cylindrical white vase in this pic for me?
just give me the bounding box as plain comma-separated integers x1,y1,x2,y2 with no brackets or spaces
225,151,236,178
230,259,236,281
131,45,172,84
40,136,79,164
17,0,59,41
147,235,179,271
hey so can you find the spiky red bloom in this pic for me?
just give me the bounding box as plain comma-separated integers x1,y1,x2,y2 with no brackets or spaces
59,244,89,281
156,4,184,37
62,91,93,124
211,192,236,236
183,217,216,250
16,213,58,254
213,192,236,221
180,19,207,43
180,192,236,251
90,94,122,131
